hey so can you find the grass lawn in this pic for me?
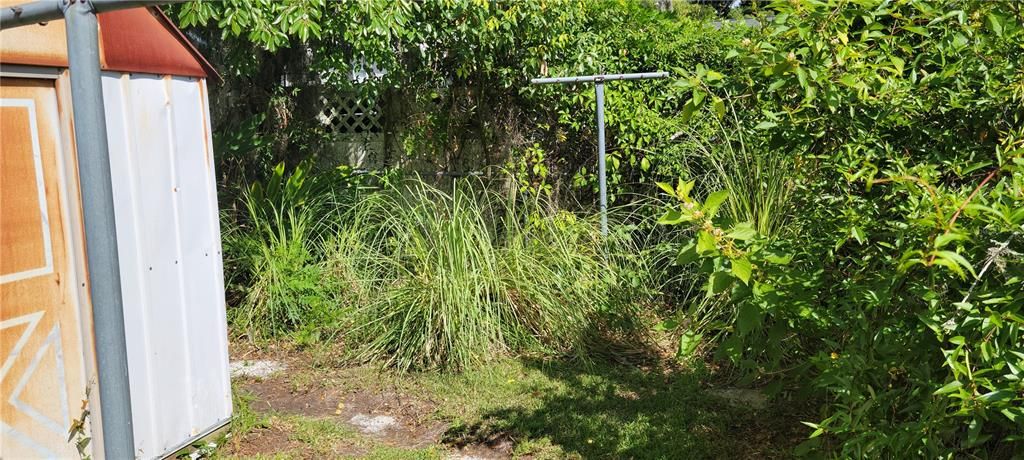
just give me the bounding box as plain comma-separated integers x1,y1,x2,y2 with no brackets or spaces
209,341,808,459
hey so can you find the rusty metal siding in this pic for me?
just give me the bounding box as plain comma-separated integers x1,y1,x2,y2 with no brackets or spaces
97,8,212,79
100,71,231,459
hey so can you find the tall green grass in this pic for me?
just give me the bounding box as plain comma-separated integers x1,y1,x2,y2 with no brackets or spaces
224,165,651,367
330,178,648,371
676,111,795,239
224,162,351,340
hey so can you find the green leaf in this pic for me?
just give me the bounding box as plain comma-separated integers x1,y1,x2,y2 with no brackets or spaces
697,230,718,255
727,222,757,240
656,181,676,197
654,319,680,331
676,242,700,265
703,190,729,217
987,13,1003,37
1001,407,1024,423
692,89,706,107
934,232,967,249
676,179,696,201
850,226,866,244
709,271,732,295
933,250,977,279
933,380,963,395
754,121,777,130
731,257,752,285
658,209,687,225
736,302,761,335
678,331,703,358
979,390,1015,403
712,96,726,118
681,99,697,123
763,250,792,265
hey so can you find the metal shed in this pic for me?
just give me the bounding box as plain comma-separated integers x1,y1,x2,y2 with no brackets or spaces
1,3,232,458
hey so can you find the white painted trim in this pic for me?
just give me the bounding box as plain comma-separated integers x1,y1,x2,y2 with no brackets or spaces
0,98,54,284
8,324,71,437
1,421,58,459
0,311,44,382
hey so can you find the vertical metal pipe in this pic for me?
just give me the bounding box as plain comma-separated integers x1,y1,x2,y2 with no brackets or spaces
595,80,608,236
63,1,135,457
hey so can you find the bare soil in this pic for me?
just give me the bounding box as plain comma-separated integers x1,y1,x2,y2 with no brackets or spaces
224,342,512,459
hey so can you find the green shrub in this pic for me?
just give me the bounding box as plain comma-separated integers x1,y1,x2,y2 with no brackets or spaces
331,178,647,371
662,0,1024,456
224,162,359,340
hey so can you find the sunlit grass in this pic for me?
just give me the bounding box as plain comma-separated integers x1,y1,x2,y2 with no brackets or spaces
332,178,649,371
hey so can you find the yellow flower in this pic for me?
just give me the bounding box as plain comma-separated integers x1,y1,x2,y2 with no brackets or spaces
830,352,839,360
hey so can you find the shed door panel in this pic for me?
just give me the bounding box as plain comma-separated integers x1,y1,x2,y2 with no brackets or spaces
1,78,89,459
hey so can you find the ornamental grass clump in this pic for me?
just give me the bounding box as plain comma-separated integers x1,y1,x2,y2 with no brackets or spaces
334,178,645,371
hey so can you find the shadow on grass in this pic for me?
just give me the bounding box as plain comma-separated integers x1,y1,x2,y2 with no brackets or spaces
444,358,798,459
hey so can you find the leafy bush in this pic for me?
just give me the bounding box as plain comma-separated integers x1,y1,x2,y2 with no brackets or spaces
332,178,647,371
662,0,1024,456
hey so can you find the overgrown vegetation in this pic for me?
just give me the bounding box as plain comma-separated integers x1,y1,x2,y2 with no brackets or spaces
184,0,1023,457
226,168,650,371
337,180,647,371
659,0,1024,456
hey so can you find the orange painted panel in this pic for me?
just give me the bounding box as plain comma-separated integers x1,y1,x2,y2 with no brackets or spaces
0,0,69,68
0,106,46,276
0,78,90,459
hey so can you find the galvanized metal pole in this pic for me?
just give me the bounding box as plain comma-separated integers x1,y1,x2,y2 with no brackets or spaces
595,79,608,236
2,0,190,456
0,0,188,28
62,0,134,457
0,0,61,28
529,71,668,237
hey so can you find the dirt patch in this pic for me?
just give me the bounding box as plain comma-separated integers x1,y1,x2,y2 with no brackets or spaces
230,343,508,457
226,342,528,458
241,378,342,416
239,376,451,447
448,436,515,459
227,417,310,458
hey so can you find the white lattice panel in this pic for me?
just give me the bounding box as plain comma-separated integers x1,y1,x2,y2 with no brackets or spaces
317,94,382,135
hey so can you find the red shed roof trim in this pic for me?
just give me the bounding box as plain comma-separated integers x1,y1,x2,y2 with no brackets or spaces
97,7,219,81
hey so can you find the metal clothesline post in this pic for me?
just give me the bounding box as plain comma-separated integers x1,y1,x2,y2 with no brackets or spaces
2,0,186,457
530,71,668,236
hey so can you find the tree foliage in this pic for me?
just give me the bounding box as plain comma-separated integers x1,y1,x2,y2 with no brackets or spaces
175,1,737,200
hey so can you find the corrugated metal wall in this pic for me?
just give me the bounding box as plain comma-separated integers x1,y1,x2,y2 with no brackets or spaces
100,72,232,459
